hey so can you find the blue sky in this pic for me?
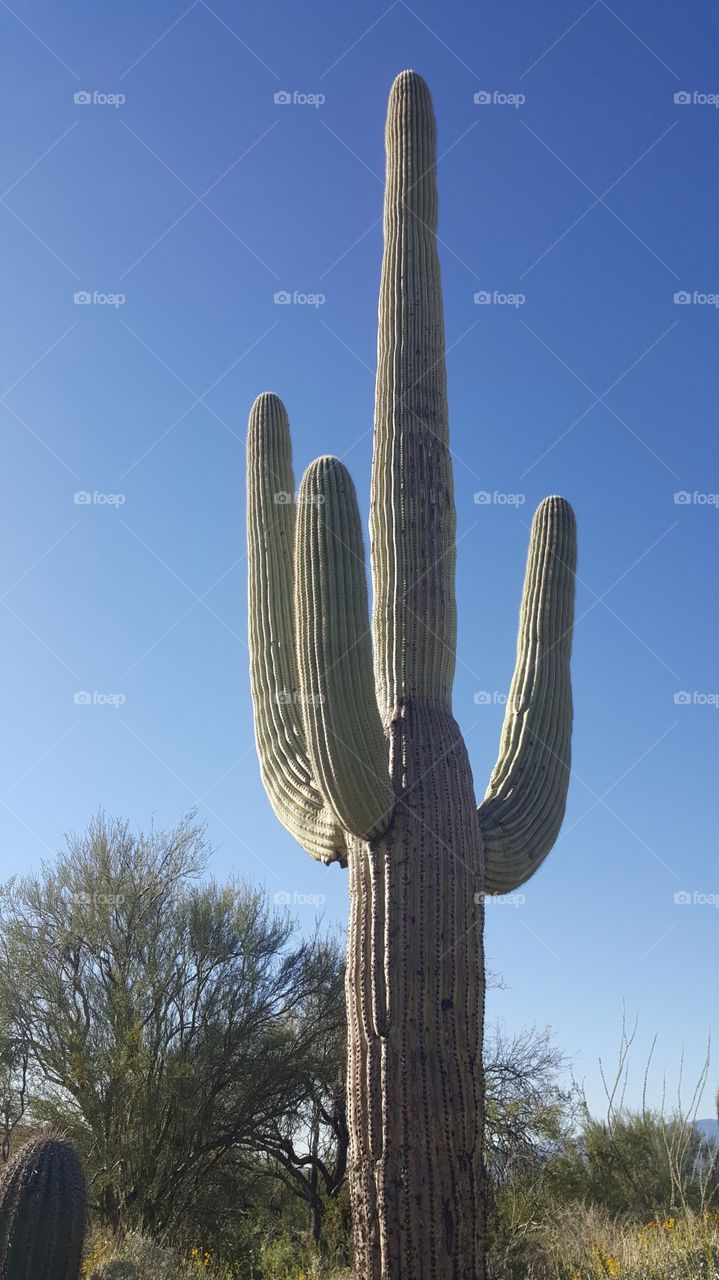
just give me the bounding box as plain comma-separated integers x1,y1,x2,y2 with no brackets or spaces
0,0,716,1117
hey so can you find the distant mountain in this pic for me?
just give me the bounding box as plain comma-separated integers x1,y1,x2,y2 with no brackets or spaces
696,1118,719,1144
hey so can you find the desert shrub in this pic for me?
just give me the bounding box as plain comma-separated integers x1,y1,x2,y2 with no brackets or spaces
82,1224,352,1280
0,812,346,1250
544,1111,718,1218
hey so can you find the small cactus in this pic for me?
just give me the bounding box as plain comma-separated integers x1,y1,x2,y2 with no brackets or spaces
0,1133,86,1280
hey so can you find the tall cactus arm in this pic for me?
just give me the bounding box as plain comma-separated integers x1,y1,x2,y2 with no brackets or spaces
370,70,457,717
247,392,347,864
478,496,577,893
295,456,394,839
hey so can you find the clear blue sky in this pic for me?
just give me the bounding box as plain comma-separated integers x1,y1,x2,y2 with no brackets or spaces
1,0,716,1117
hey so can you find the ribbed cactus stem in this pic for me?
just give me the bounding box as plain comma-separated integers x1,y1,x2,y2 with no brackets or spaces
0,1134,87,1280
480,496,577,892
247,392,346,864
371,70,456,715
295,457,394,838
247,67,579,1280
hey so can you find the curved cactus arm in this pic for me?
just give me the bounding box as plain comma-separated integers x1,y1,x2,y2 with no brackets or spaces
370,70,457,718
478,496,577,893
295,456,394,839
247,392,347,864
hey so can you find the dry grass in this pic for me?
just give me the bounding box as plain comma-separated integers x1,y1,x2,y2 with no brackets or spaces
82,1227,352,1280
82,1208,719,1279
490,1204,719,1279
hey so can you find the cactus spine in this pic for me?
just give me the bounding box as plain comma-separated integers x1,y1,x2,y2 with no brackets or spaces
247,70,577,1280
0,1134,87,1280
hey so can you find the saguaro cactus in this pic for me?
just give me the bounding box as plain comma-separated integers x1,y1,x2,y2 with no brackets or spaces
247,70,577,1280
0,1134,87,1280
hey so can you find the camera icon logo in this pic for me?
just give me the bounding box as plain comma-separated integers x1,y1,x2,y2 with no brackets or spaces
673,890,692,904
674,91,692,105
673,491,691,505
74,291,92,305
273,890,292,904
674,290,691,305
274,91,292,105
473,291,492,305
274,290,291,304
74,691,92,704
273,491,292,505
474,91,492,105
74,90,92,105
473,691,492,704
673,690,692,704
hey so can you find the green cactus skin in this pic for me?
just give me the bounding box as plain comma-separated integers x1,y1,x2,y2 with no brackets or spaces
0,1135,87,1280
247,70,577,1280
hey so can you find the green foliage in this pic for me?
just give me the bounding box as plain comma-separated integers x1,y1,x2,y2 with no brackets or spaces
484,1021,577,1191
0,1013,29,1162
487,1096,719,1279
544,1111,718,1218
0,813,345,1243
0,1133,86,1280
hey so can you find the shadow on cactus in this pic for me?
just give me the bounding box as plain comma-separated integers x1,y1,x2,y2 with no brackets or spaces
247,70,577,1280
0,1133,87,1280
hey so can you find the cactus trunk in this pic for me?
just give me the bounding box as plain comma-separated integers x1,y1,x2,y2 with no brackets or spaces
347,707,484,1278
344,76,485,1275
247,68,577,1280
